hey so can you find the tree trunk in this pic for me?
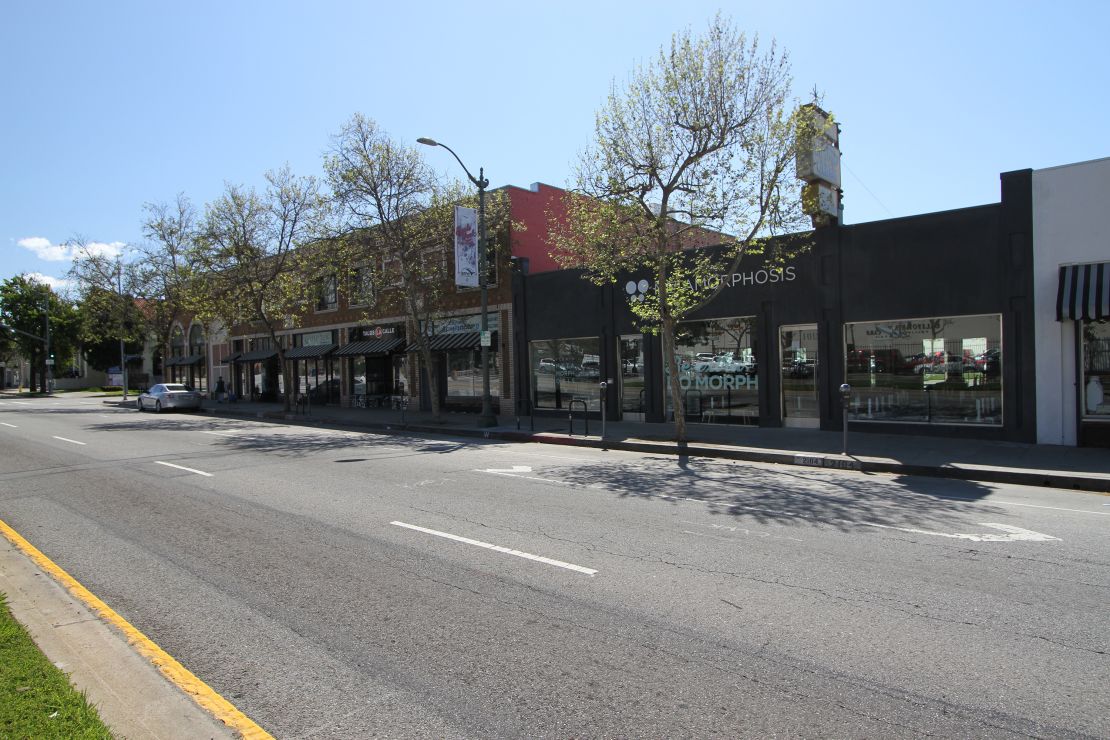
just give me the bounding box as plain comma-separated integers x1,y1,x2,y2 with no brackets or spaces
657,262,687,444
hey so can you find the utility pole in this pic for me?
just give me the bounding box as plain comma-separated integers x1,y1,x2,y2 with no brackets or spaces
118,262,129,401
43,300,51,394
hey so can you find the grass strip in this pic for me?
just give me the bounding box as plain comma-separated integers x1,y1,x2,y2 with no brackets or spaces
0,591,114,739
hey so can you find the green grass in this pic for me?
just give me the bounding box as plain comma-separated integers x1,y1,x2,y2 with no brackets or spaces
0,592,114,739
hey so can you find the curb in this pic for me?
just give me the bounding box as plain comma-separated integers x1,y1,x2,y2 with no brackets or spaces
148,401,1110,494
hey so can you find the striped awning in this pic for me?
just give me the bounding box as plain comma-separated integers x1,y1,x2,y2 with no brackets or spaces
164,354,204,367
284,344,337,360
1057,262,1110,321
233,348,278,362
334,337,405,357
405,331,496,353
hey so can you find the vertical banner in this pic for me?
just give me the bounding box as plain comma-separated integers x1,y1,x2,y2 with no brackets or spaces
454,205,479,288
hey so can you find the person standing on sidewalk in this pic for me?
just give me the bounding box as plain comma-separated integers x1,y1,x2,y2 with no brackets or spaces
215,376,226,403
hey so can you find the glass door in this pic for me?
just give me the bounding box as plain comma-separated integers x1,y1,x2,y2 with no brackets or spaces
780,324,819,428
618,335,645,421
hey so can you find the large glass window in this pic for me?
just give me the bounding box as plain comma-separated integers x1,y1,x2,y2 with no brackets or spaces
844,314,1002,425
665,317,758,424
446,349,500,398
1082,321,1110,419
531,338,602,411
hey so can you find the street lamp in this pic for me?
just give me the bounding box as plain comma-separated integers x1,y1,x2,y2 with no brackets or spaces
417,137,496,427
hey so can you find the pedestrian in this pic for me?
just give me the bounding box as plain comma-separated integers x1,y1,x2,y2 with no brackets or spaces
215,376,226,403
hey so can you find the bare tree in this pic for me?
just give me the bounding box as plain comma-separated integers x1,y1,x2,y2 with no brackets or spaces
196,166,325,412
138,194,204,364
324,114,510,420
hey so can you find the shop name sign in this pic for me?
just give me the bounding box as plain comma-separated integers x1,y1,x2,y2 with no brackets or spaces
628,267,797,300
692,266,797,290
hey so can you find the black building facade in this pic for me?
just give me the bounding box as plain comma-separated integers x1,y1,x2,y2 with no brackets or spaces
512,170,1036,442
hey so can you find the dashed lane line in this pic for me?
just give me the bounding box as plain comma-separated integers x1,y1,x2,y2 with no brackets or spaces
154,461,214,477
0,422,17,428
391,520,598,576
52,436,86,446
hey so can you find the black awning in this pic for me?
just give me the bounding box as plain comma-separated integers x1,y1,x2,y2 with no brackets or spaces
1058,262,1110,321
405,331,496,353
234,348,278,363
284,344,337,360
333,337,406,357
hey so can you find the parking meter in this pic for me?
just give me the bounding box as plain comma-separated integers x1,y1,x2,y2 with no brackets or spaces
839,383,851,455
599,380,609,438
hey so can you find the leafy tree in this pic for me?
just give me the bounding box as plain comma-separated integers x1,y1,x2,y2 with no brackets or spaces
195,166,325,412
0,276,79,392
324,114,511,419
548,14,818,442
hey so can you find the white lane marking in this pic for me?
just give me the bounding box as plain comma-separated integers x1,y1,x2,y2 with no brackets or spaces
52,436,86,446
154,461,214,477
199,430,239,437
391,521,597,576
10,401,32,405
991,500,1110,517
1,422,17,428
857,521,1059,542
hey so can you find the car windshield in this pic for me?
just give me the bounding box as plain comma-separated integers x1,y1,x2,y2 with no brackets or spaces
163,384,189,392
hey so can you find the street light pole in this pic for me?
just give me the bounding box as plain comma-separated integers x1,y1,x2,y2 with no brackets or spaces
417,137,496,427
43,301,51,395
118,262,129,401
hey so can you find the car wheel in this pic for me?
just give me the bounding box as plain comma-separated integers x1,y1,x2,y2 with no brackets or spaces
154,400,162,413
136,399,143,411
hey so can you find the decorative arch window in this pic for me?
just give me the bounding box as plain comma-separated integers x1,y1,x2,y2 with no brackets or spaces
170,326,186,358
189,324,206,356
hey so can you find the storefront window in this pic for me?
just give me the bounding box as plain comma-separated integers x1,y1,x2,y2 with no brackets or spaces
665,317,758,424
531,338,601,411
844,314,1002,425
351,356,366,395
445,349,500,398
1082,321,1109,418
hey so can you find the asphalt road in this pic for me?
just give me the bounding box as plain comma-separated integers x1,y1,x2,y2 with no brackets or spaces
1,394,1107,738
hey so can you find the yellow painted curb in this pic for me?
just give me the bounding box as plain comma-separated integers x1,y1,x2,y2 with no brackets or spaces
0,517,272,740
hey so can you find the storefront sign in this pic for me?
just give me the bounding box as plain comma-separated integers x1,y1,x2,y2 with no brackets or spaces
428,314,501,334
627,266,797,298
691,266,797,290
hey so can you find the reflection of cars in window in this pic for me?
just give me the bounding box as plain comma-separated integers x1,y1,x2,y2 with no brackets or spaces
783,359,815,378
846,349,904,373
974,349,1001,374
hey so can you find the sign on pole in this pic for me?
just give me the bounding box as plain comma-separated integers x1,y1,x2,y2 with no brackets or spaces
454,206,479,288
480,330,491,347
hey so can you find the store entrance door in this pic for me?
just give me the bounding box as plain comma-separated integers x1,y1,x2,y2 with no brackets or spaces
780,324,819,428
617,335,646,421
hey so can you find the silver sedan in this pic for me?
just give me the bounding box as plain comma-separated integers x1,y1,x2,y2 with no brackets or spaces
136,383,203,412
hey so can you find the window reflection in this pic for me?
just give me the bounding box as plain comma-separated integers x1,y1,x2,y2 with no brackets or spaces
844,314,1002,425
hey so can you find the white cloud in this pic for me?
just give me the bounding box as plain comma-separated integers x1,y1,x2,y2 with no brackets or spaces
25,272,72,291
18,236,70,261
81,241,126,260
15,237,126,262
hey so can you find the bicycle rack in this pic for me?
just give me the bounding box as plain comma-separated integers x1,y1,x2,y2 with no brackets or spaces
568,398,588,436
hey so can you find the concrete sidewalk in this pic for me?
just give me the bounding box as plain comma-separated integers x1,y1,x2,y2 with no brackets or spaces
146,395,1110,493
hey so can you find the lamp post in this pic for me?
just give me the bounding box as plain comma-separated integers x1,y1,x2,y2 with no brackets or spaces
417,137,496,427
43,300,51,395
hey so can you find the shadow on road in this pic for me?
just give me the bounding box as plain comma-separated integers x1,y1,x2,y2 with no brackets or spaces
540,456,1001,533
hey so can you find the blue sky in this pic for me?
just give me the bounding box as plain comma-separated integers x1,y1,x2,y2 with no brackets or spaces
2,1,1107,292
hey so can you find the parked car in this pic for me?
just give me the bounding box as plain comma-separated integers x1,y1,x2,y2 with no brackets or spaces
975,348,1001,374
136,383,203,412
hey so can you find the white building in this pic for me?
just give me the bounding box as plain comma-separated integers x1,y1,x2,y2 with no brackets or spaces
1033,157,1110,446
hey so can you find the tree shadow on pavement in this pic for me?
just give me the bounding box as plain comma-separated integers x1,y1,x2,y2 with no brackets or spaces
542,456,1003,533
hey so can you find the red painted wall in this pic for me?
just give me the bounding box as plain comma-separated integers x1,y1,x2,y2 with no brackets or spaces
506,182,568,274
